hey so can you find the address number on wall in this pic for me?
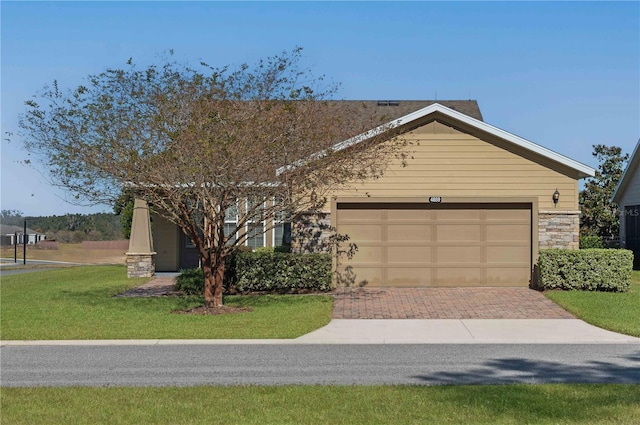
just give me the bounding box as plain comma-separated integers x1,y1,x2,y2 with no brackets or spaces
429,196,442,203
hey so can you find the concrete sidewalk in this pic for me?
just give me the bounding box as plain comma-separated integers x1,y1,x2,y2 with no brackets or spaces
2,319,639,346
295,319,640,344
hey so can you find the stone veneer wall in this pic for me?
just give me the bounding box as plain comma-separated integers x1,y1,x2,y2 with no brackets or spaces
126,253,156,278
538,211,580,250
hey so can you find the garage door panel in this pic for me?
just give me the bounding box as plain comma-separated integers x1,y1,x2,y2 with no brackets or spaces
387,268,432,286
435,268,482,286
339,224,382,242
486,246,531,263
437,246,481,263
486,267,531,286
435,209,481,221
486,224,530,241
386,209,431,220
350,245,382,263
387,246,432,263
342,267,382,287
437,224,481,241
485,209,530,221
338,209,382,220
387,224,432,241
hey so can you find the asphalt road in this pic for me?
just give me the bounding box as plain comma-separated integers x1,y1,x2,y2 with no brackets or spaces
0,259,81,276
2,344,639,387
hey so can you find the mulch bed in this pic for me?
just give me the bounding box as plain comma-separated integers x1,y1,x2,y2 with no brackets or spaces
172,305,254,315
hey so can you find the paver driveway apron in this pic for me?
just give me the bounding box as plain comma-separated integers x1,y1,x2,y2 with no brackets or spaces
331,287,574,319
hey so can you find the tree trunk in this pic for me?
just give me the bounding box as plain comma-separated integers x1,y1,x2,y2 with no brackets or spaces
203,255,225,308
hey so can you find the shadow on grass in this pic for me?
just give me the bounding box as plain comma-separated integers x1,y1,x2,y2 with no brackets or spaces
58,286,204,310
413,351,640,385
426,383,640,424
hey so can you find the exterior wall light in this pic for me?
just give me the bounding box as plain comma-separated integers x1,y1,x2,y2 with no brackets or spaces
553,189,560,206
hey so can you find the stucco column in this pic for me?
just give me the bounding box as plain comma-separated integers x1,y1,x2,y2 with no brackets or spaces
126,198,156,277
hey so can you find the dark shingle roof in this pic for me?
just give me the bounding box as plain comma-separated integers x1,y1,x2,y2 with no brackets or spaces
338,100,483,122
1,224,41,235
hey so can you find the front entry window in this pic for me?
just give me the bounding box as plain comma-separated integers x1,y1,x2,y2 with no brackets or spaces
246,198,265,249
224,203,238,245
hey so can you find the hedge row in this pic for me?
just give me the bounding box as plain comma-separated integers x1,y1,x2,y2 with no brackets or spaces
537,249,633,292
235,251,332,293
175,250,332,295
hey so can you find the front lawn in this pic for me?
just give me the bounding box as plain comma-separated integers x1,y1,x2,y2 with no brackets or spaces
2,384,639,425
545,270,640,337
0,266,332,340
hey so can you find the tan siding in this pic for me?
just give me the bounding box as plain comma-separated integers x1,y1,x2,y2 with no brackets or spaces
330,125,578,211
153,215,179,272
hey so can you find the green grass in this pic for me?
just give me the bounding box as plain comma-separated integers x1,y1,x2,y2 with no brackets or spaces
0,266,332,340
2,385,639,424
545,270,640,337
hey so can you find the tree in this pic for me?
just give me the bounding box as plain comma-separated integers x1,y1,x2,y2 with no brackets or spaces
579,144,629,239
1,210,24,226
113,190,135,239
17,48,406,309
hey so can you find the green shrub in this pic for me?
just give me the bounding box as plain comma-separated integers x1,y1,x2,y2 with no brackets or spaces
175,267,205,295
537,249,633,292
254,247,275,254
580,235,603,249
174,246,252,294
235,251,332,293
175,249,331,294
274,244,291,253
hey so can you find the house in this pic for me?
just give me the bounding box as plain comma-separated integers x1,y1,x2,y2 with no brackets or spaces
612,139,640,269
0,224,47,246
129,100,595,286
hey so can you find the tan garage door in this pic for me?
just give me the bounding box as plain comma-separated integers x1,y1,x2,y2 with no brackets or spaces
335,202,532,287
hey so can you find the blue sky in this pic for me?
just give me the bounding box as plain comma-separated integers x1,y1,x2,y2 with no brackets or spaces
1,1,639,216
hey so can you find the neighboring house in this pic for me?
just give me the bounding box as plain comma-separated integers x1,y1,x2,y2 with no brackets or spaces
131,100,595,287
0,224,47,246
612,139,640,269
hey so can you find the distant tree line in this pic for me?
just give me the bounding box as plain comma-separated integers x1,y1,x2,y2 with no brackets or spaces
1,209,125,242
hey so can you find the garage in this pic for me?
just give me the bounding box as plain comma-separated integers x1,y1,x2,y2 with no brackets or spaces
335,201,533,287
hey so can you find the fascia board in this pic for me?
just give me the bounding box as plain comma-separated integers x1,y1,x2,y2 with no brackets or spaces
611,138,640,204
277,103,596,179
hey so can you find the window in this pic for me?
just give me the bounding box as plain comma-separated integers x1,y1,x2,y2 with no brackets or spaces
272,202,292,247
273,222,292,247
224,198,290,249
246,198,265,249
246,222,265,249
224,203,238,245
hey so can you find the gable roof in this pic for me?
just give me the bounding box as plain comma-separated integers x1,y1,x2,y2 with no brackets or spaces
1,224,42,235
612,138,640,204
278,102,595,178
